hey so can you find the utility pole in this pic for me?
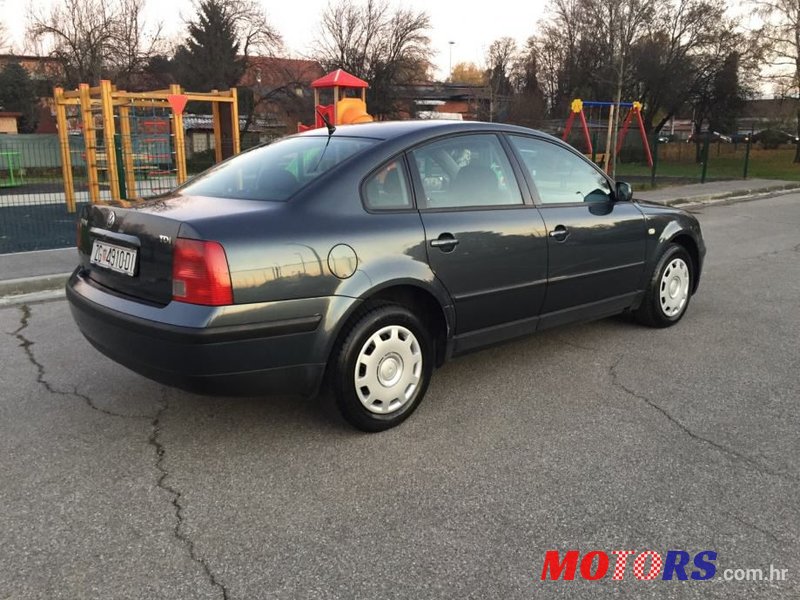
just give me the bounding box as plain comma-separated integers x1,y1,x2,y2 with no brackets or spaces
448,41,455,80
610,33,624,179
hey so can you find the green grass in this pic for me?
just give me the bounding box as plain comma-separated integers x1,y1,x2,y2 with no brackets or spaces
614,146,800,186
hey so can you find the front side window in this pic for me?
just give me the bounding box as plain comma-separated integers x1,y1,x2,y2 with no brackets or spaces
410,134,523,209
363,158,413,210
508,136,612,204
178,135,376,201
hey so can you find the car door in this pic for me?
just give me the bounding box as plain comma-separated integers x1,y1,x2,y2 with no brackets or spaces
408,133,548,351
506,135,646,328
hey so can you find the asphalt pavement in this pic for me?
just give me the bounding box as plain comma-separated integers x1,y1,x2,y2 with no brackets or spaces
1,193,799,599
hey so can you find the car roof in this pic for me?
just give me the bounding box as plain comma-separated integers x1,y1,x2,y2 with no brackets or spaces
295,119,559,144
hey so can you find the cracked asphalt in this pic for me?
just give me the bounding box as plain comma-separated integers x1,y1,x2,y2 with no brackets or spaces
1,194,799,599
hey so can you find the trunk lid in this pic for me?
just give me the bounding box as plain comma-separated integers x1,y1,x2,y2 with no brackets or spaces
78,194,275,305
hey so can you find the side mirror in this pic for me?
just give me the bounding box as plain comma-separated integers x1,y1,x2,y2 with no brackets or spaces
616,181,633,202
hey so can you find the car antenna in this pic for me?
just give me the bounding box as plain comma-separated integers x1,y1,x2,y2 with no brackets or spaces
316,108,336,137
313,109,336,171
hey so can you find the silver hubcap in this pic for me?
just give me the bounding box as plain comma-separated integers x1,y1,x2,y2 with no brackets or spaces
659,258,690,317
355,325,422,415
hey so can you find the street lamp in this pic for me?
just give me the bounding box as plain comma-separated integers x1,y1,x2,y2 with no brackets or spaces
448,41,455,80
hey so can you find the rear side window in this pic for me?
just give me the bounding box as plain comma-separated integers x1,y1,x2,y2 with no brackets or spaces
363,158,413,210
409,134,523,209
178,136,376,201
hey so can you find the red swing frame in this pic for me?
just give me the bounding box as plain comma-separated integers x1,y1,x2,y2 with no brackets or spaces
562,99,653,169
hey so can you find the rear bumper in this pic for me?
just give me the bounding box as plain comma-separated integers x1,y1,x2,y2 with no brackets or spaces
67,270,356,397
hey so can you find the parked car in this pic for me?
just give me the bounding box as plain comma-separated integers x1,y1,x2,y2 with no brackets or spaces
67,121,706,431
751,129,799,148
730,132,752,144
687,131,732,143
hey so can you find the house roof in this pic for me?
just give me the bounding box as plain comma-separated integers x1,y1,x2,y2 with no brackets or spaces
311,69,368,89
0,54,58,63
239,56,323,88
740,98,799,119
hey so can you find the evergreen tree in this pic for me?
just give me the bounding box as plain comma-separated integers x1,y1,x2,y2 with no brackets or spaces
0,63,39,133
708,53,744,135
174,0,246,91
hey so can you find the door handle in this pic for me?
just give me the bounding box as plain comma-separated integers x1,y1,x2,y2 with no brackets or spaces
549,225,569,241
430,234,459,251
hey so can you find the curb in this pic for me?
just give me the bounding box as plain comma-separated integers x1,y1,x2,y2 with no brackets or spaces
0,288,66,308
0,272,71,298
676,186,800,209
639,182,800,207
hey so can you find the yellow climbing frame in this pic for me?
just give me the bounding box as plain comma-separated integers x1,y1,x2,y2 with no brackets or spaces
53,81,240,213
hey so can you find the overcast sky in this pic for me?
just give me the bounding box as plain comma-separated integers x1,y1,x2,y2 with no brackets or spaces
2,0,549,78
2,0,762,85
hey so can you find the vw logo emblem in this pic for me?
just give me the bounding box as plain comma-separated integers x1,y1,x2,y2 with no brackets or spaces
106,211,115,227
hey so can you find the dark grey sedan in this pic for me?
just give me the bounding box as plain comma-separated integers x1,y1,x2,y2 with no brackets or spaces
67,120,705,431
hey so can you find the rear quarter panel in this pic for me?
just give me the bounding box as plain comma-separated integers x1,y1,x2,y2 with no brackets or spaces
180,162,442,307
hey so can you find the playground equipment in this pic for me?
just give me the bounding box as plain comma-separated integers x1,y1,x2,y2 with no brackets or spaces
298,69,373,132
0,150,23,187
53,81,240,212
563,99,653,170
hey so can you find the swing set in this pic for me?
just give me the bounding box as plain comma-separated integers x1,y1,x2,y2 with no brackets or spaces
562,99,653,171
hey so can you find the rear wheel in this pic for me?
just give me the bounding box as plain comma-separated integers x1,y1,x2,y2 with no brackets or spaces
635,243,693,328
332,304,433,432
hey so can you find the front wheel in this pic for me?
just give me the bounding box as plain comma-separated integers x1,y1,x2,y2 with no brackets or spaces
331,304,434,432
635,244,693,328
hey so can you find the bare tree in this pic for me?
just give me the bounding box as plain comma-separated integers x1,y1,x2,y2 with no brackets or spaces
509,39,546,128
316,0,387,77
315,0,432,118
222,0,282,58
525,0,755,161
107,0,165,88
27,0,113,85
484,37,517,121
531,0,619,116
754,0,800,161
633,0,733,133
27,0,164,87
240,59,318,133
585,0,656,176
0,22,10,52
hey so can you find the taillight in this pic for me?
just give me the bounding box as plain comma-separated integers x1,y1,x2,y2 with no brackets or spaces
172,238,233,306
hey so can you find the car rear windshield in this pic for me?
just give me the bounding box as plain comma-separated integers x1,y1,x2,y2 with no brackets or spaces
177,135,377,201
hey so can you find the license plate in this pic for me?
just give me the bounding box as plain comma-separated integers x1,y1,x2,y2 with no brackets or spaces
90,240,137,276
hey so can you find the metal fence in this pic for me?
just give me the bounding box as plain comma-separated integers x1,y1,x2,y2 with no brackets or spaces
562,129,800,189
0,135,81,254
0,128,269,254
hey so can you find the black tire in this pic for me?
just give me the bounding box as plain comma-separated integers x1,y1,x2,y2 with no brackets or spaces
331,304,434,432
635,243,693,328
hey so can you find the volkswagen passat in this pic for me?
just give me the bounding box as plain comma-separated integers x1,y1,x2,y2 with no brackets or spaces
68,121,705,431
